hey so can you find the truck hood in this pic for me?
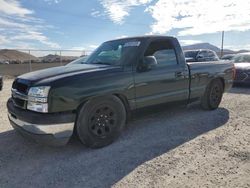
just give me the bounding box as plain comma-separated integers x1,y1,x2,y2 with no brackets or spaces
234,62,250,70
18,64,115,83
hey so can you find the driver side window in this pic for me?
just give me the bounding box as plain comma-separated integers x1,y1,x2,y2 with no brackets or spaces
144,40,178,68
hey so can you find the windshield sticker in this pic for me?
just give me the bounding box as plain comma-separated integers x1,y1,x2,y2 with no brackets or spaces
124,41,141,47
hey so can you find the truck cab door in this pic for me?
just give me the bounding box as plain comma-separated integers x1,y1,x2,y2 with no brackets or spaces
134,39,189,108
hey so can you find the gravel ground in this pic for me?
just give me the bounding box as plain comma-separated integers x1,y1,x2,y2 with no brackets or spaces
0,79,249,188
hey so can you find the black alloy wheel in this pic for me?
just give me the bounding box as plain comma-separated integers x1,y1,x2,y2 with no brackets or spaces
76,95,126,148
88,105,117,138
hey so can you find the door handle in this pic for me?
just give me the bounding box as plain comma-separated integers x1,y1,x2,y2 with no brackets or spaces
175,71,185,77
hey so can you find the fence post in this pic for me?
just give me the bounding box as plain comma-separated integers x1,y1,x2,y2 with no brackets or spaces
29,50,32,72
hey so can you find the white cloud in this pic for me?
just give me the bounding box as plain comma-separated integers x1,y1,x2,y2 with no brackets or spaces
12,31,60,48
0,0,33,17
146,0,250,36
0,0,60,48
0,35,9,45
91,10,103,17
115,35,128,39
69,46,95,56
70,44,99,51
180,40,203,45
224,44,250,51
97,0,152,24
44,0,62,4
89,45,99,49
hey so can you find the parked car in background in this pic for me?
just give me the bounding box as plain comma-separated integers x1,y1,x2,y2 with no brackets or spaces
221,54,235,60
7,36,234,148
0,75,3,91
184,49,219,62
0,60,10,64
232,53,250,85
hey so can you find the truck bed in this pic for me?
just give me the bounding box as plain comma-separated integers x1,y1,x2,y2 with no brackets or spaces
187,61,234,100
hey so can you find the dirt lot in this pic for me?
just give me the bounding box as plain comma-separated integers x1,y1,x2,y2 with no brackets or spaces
0,79,249,188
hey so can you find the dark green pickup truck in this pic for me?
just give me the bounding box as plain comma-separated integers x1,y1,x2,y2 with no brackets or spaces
7,36,234,148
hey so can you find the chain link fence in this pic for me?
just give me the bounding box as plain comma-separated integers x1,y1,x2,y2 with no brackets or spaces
0,49,92,77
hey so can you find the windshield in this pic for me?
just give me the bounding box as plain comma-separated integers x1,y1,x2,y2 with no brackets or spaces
233,54,250,63
67,39,142,66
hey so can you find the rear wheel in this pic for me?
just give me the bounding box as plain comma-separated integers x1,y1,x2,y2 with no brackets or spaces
201,79,224,110
76,95,126,148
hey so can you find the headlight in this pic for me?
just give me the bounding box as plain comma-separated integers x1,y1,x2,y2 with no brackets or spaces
27,86,50,113
28,86,50,97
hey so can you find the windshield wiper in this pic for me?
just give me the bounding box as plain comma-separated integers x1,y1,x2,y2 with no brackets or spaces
91,62,111,65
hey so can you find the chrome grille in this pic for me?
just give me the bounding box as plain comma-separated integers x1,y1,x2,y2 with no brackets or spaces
235,71,248,81
11,80,29,109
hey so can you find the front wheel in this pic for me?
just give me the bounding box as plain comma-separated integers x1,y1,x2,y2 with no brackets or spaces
201,79,224,110
76,95,126,148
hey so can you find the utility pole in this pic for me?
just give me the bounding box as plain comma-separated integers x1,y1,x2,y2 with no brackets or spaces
29,50,32,72
220,31,224,58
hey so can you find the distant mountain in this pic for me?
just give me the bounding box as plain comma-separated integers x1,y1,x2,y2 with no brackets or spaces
40,54,60,62
0,49,38,63
182,43,221,52
182,43,249,54
223,49,235,54
237,50,250,53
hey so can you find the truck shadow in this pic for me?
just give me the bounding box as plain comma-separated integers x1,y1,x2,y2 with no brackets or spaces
0,105,229,188
228,85,250,95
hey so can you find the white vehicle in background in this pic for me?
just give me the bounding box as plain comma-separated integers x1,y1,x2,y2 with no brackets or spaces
0,60,10,64
221,54,235,61
184,49,219,62
232,53,250,85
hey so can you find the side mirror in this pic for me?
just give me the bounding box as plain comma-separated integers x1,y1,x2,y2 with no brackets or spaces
142,56,158,70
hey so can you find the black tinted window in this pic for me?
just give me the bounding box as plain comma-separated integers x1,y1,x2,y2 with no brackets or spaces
198,51,208,57
208,51,214,57
153,49,177,66
145,40,178,67
184,51,198,58
207,51,219,61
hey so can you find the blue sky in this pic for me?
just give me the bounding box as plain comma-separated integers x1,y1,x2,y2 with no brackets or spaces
1,0,250,53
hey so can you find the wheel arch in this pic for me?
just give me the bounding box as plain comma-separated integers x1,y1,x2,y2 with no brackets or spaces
211,77,225,92
217,77,225,91
113,93,132,122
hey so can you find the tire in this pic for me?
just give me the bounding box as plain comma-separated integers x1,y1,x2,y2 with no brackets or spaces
201,79,224,110
76,95,126,148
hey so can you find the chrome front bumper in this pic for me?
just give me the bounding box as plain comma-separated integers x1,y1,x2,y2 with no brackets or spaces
8,113,74,138
7,98,76,145
8,113,75,146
